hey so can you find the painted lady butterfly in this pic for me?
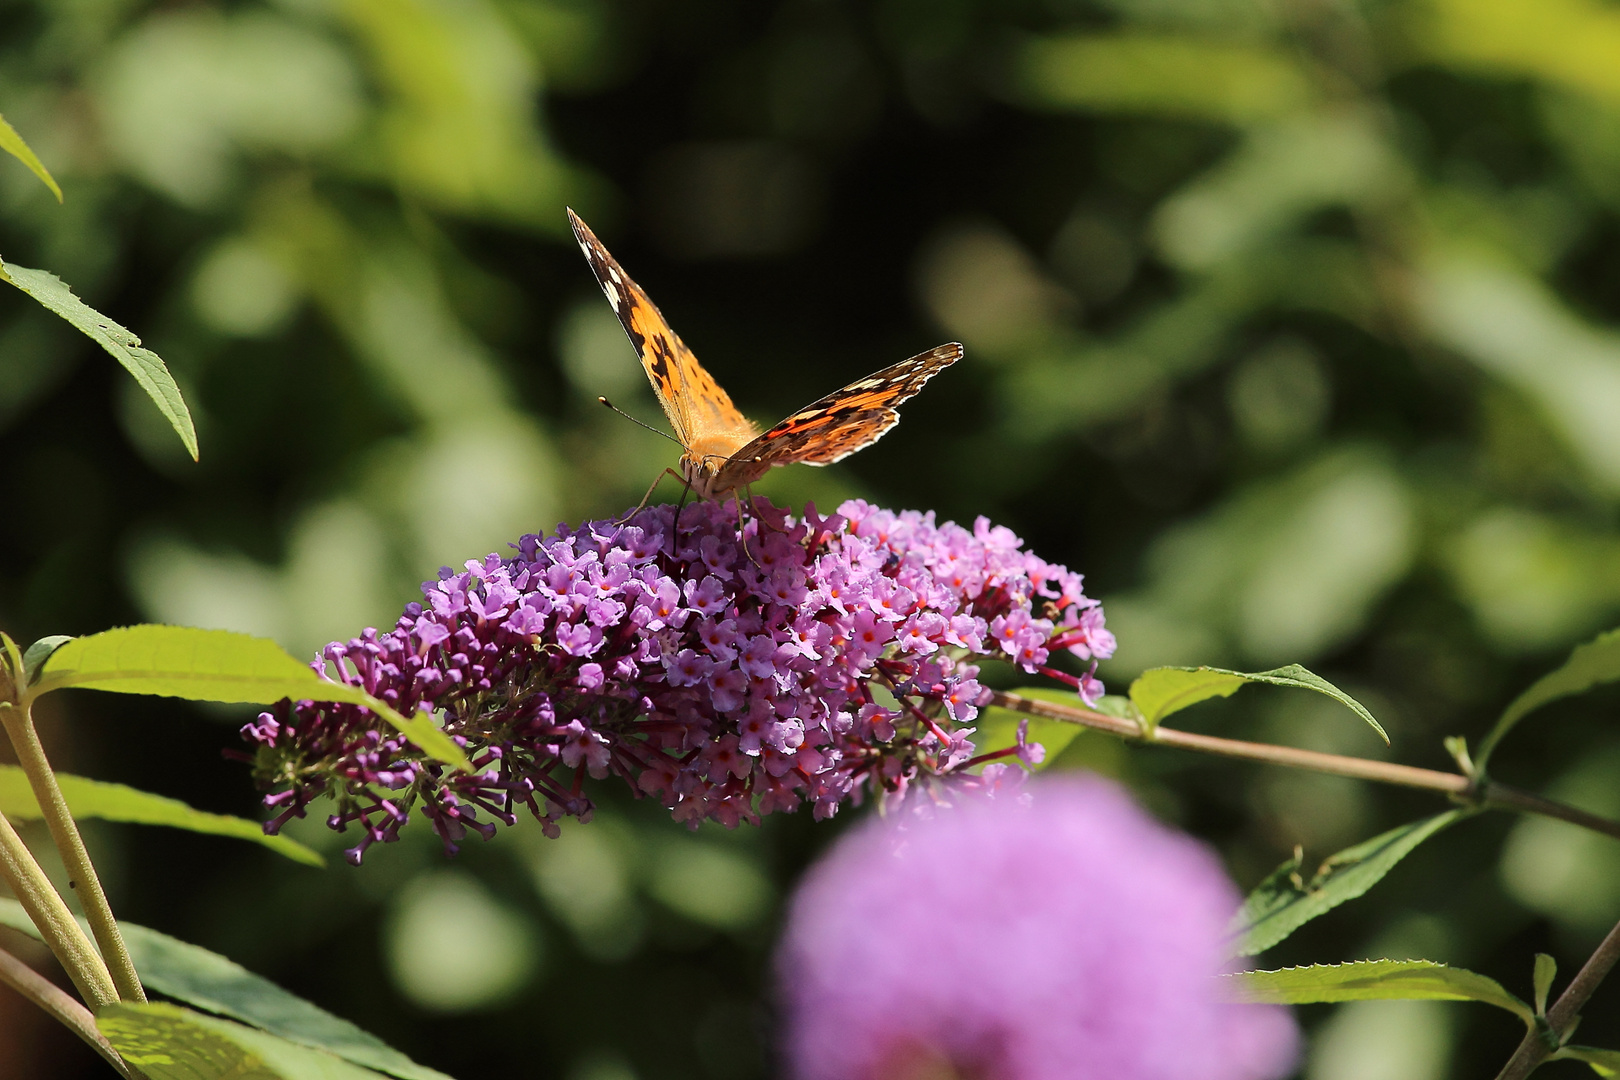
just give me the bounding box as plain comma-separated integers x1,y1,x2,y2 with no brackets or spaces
569,209,962,500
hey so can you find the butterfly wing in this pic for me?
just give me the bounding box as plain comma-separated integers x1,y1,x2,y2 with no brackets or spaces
714,342,963,490
568,209,755,449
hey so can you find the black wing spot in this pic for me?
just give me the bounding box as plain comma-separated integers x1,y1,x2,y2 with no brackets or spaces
648,336,673,382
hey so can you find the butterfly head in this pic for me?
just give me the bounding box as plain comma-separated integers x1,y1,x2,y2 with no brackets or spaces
680,450,753,501
680,452,722,500
681,433,763,501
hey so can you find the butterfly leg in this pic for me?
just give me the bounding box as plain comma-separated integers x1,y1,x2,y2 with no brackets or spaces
614,468,683,527
734,492,754,566
734,485,774,567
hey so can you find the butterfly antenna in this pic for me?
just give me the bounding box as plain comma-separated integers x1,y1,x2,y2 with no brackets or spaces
737,486,760,567
598,397,683,446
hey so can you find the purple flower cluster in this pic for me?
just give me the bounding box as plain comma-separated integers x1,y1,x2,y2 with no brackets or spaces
777,775,1299,1080
242,498,1113,862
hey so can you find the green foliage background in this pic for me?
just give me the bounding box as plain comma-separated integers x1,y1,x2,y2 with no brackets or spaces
4,0,1620,1075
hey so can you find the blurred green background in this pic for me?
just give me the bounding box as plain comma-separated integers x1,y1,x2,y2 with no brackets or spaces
3,0,1620,1075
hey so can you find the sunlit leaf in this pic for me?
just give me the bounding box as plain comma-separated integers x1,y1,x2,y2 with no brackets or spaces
1224,959,1533,1023
1014,33,1313,124
0,258,196,460
0,113,61,201
36,624,347,702
1128,667,1246,734
98,1002,397,1080
1229,810,1468,956
0,765,322,867
0,900,451,1080
1476,626,1620,772
33,625,469,769
1129,663,1387,742
99,1002,280,1080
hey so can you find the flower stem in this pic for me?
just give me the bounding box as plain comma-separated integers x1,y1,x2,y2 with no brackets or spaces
986,691,1620,842
0,702,145,1003
1494,915,1620,1079
0,941,136,1078
0,806,116,1008
1481,783,1620,844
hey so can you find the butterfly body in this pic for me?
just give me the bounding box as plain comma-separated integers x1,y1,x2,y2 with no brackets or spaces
569,209,961,500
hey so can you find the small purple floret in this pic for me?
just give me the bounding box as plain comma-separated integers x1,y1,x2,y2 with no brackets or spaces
241,498,1113,860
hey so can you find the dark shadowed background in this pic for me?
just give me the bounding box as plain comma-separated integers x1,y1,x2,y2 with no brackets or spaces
3,0,1620,1076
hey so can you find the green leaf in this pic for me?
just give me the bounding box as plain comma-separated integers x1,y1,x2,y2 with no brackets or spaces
1442,734,1475,776
1476,626,1620,773
1557,1045,1620,1076
21,634,72,685
1534,952,1558,1016
1224,960,1534,1023
0,900,452,1080
0,113,62,201
1229,809,1468,956
974,686,1090,768
33,625,469,770
98,1002,398,1080
1129,663,1388,742
0,258,197,460
1129,667,1247,734
122,934,455,1080
0,765,322,867
98,1002,283,1080
35,625,340,702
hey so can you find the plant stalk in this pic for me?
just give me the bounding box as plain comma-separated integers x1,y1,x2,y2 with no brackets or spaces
0,702,145,1002
1494,915,1620,1080
987,691,1620,841
0,807,116,1007
0,941,135,1078
1481,783,1620,843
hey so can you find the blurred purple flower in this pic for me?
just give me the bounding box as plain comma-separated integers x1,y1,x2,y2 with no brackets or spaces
241,498,1112,863
776,775,1298,1080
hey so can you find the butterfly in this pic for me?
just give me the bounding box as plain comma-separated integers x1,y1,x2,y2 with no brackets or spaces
568,209,962,501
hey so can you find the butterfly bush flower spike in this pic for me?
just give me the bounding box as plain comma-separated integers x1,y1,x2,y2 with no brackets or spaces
778,774,1300,1080
241,498,1112,861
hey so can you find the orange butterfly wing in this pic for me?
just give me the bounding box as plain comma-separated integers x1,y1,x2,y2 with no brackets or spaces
713,342,964,492
567,209,758,452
